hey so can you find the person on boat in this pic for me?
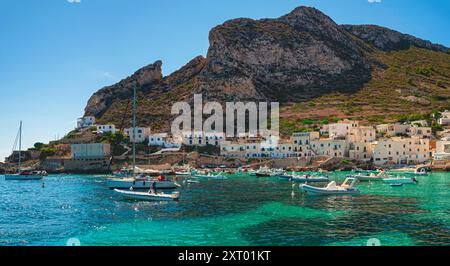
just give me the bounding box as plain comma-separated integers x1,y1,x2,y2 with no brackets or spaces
150,181,157,194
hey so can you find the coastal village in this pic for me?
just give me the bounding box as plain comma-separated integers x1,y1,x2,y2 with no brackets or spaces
2,110,450,174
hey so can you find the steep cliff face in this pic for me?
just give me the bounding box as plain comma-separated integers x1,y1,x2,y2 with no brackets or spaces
83,6,449,132
196,6,372,102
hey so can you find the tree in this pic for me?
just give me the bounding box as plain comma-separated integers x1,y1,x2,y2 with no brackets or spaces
34,142,45,150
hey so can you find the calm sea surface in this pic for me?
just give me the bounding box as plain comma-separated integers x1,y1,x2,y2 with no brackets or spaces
0,172,449,246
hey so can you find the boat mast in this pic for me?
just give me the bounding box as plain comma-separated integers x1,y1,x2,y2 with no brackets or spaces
132,84,136,176
18,121,22,173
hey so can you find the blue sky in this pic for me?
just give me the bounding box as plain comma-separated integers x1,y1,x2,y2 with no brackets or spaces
0,0,449,161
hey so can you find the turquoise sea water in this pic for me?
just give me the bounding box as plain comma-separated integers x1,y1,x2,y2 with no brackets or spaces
0,172,449,246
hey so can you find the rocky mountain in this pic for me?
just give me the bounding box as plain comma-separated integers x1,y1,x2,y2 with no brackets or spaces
84,6,449,133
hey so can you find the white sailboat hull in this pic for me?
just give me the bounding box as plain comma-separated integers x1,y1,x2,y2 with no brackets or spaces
107,178,179,189
114,189,179,201
5,174,43,181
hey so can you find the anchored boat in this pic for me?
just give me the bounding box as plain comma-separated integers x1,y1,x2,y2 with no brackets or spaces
107,85,180,192
348,170,385,181
291,174,329,183
194,171,228,180
5,121,44,181
382,177,418,185
114,189,180,201
299,177,360,195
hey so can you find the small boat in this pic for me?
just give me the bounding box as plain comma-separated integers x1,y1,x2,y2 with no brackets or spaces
389,167,428,176
299,177,360,195
114,189,180,201
186,179,200,184
390,183,404,187
382,177,418,185
5,171,44,181
5,122,44,181
255,166,275,177
291,174,329,183
276,171,293,179
107,175,180,189
175,171,191,176
348,170,385,181
194,172,228,180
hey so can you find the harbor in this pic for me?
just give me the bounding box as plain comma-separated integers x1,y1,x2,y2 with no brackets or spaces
0,170,448,246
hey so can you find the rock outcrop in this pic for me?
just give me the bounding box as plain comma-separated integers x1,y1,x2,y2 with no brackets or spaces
83,6,449,130
342,24,448,52
85,61,163,117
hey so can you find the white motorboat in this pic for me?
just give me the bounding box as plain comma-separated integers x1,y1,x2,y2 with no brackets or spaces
389,167,428,176
255,166,275,177
175,171,192,176
194,172,228,180
276,171,293,179
5,122,44,181
291,174,329,183
348,170,385,181
299,177,360,195
107,176,180,189
382,177,418,185
114,189,180,201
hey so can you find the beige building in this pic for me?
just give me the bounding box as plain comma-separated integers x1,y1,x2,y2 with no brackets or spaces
438,110,450,125
376,123,410,137
71,143,111,159
348,126,376,143
409,126,432,138
349,142,375,162
373,137,431,165
310,139,350,157
124,127,151,143
435,139,450,160
328,119,360,139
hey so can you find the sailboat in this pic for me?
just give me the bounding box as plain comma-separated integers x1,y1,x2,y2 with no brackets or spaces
5,121,44,181
108,85,179,193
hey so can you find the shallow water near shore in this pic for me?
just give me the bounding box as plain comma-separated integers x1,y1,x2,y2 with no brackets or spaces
0,172,449,246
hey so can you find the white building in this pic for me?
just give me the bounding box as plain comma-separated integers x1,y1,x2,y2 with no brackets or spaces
438,110,450,125
71,143,111,159
96,124,117,134
149,133,181,148
124,127,151,143
291,132,319,157
77,116,96,129
182,131,225,146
